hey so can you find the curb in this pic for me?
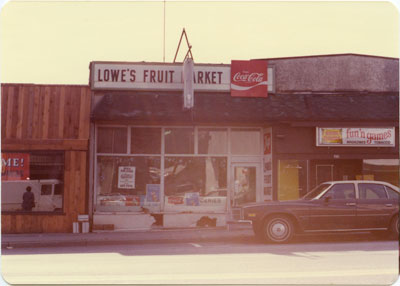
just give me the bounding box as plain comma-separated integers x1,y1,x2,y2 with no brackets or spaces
2,227,253,249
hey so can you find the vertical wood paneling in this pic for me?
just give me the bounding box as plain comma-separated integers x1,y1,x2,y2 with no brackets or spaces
79,151,87,212
5,86,15,139
72,87,81,138
42,86,51,139
2,84,91,142
1,86,7,139
16,86,25,139
26,86,35,138
58,86,66,138
37,86,45,139
32,86,41,139
69,151,77,215
21,86,30,139
64,86,73,138
2,84,91,233
48,86,60,139
11,86,19,139
79,88,88,139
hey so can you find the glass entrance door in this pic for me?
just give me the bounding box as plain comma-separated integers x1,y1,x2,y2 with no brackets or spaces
231,163,261,207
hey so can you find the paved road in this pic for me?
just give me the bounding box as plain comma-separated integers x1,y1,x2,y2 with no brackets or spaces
1,233,399,285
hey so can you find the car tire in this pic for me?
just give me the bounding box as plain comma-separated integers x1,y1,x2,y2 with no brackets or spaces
389,215,399,239
263,215,294,243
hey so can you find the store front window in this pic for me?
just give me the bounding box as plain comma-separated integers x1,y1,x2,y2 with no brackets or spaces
230,128,261,155
131,127,161,154
97,127,127,153
165,128,194,154
1,151,64,213
362,159,399,187
96,156,161,212
198,128,228,154
164,157,227,196
94,125,263,213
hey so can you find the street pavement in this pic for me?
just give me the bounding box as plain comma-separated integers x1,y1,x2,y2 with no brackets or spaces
2,228,399,285
1,223,253,249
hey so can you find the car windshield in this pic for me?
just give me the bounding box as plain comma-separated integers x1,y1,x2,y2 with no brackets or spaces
302,183,331,200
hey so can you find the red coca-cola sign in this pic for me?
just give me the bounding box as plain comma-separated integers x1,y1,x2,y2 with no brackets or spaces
230,60,268,98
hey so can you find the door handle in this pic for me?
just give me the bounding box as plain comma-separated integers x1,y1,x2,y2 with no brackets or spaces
385,204,393,207
346,202,356,206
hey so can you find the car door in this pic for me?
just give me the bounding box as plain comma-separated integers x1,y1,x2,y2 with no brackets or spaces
356,183,395,229
304,183,357,231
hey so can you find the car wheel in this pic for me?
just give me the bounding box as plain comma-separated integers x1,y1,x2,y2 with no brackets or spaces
389,216,399,239
263,215,294,243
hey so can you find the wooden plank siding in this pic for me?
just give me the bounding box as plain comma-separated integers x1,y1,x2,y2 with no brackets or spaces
1,84,92,233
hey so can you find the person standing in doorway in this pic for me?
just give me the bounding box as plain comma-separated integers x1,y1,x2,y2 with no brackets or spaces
22,186,35,211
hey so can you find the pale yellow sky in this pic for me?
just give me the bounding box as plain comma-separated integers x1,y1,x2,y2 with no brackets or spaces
0,1,399,84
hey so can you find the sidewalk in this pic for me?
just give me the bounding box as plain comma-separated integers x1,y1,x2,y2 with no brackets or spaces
1,223,253,249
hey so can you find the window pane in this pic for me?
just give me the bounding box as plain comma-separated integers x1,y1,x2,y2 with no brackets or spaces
96,156,161,212
362,159,399,187
97,127,127,154
164,157,227,197
198,128,228,154
164,128,194,154
386,187,400,199
1,151,64,213
359,184,388,199
323,184,355,200
233,166,256,205
230,129,260,155
131,128,161,154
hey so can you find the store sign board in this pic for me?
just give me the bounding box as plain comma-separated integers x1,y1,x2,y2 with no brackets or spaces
90,61,274,92
317,127,395,147
1,153,30,181
230,60,269,97
91,62,231,92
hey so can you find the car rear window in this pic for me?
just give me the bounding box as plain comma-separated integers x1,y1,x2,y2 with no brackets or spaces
385,186,400,200
359,183,388,199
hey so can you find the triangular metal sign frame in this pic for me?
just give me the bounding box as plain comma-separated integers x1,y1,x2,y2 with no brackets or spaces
173,28,194,63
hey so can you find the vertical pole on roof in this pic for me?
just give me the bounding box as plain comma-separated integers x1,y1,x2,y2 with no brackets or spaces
163,0,166,62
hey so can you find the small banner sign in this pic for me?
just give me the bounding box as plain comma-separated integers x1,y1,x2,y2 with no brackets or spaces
317,127,395,147
1,153,30,181
230,60,268,98
118,166,136,189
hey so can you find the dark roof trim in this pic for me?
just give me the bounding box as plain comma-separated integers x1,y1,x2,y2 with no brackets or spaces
91,93,399,125
254,53,399,61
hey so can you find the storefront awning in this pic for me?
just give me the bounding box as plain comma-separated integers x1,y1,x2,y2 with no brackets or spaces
91,93,399,125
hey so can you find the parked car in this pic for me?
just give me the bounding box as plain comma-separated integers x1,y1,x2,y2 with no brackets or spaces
241,180,399,243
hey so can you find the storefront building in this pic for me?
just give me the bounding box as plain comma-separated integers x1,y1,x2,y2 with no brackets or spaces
1,54,398,233
89,54,399,230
